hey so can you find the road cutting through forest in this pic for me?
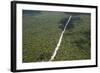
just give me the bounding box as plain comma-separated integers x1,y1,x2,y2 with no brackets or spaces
49,16,72,61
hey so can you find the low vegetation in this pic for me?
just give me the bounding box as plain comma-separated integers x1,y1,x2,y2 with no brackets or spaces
22,10,91,62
